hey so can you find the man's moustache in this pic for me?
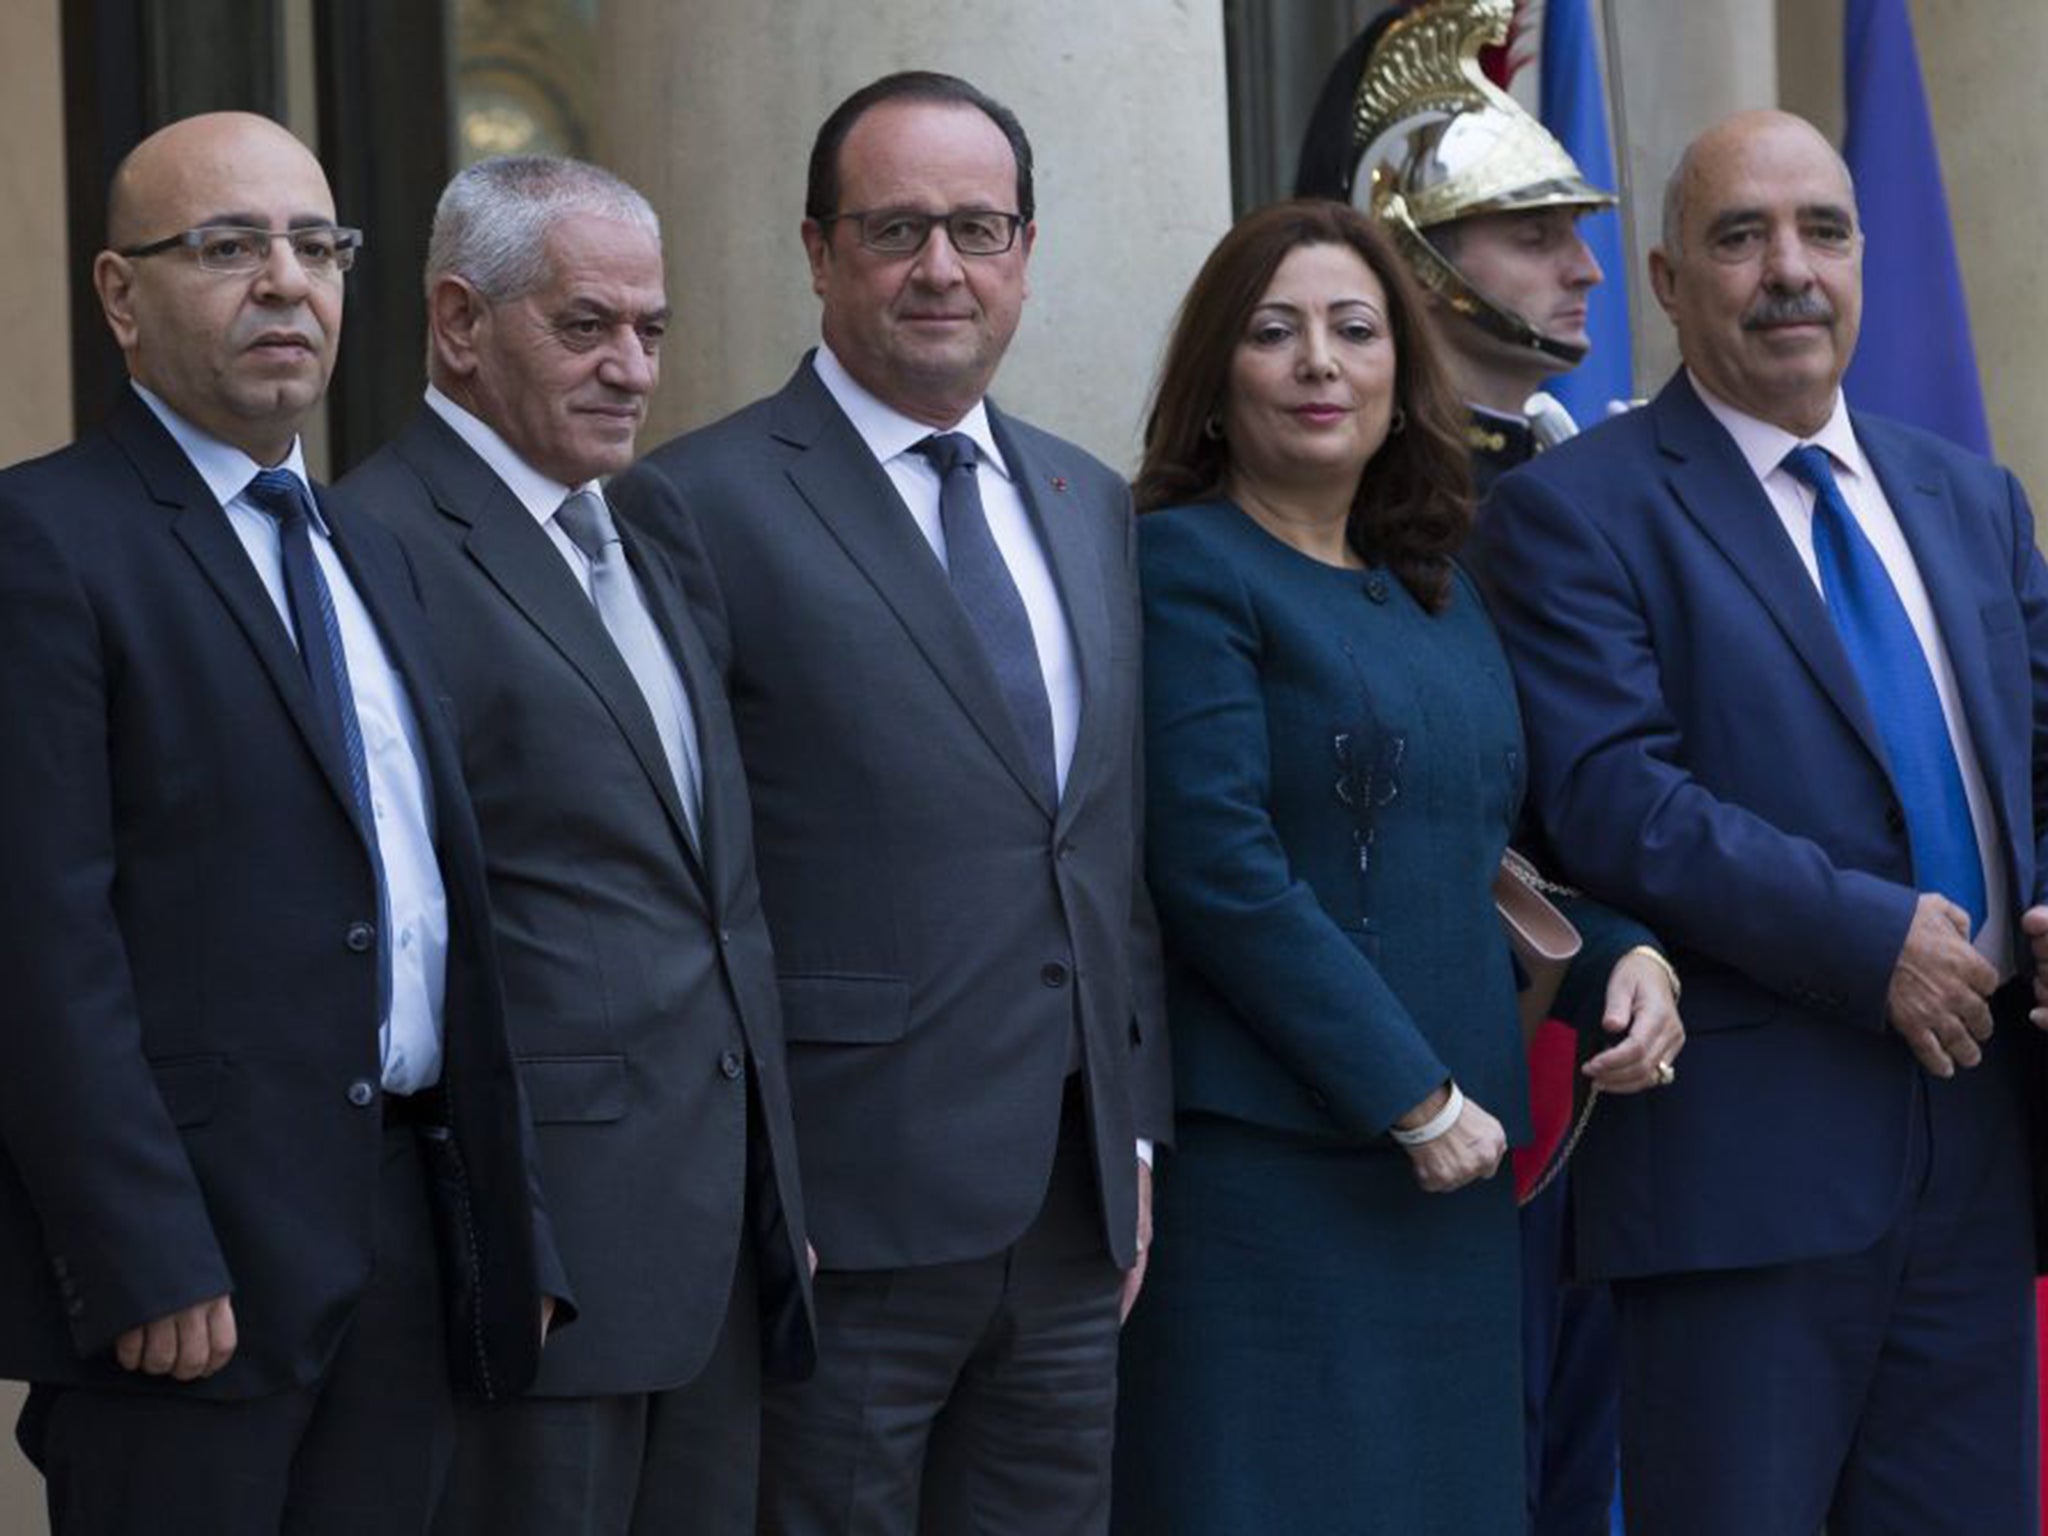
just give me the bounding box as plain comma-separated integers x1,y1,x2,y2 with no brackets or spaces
1743,293,1835,329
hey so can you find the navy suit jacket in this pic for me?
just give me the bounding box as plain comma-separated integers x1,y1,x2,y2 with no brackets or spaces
1475,371,2048,1280
0,390,563,1399
609,357,1170,1273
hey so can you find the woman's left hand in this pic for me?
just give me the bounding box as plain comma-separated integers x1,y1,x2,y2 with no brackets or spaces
1583,950,1685,1095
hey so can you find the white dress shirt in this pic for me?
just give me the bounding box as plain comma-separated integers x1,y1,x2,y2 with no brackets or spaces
1692,373,2010,975
812,345,1081,796
136,384,449,1089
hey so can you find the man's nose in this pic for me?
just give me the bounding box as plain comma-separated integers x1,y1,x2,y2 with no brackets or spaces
912,224,967,287
251,234,314,301
1565,230,1603,290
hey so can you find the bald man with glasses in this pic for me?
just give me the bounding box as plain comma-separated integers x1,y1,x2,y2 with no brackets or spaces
0,111,563,1536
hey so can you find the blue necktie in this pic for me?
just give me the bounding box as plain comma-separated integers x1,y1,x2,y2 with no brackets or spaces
1782,445,1985,931
911,433,1058,805
244,468,393,1017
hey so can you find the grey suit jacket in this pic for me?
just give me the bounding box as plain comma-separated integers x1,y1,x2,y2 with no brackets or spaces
610,356,1170,1272
336,407,814,1392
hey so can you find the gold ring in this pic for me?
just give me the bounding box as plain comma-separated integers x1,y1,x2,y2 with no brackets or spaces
1654,1059,1677,1088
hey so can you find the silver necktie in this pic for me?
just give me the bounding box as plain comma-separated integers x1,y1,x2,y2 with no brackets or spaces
555,488,704,844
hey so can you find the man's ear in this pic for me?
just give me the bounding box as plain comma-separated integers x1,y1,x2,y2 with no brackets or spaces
1647,247,1679,322
93,251,140,355
428,275,489,379
801,219,831,298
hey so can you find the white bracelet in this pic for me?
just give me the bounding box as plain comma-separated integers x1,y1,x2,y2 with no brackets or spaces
1389,1083,1465,1146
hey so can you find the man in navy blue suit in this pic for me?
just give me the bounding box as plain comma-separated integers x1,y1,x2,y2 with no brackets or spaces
0,111,563,1535
1477,109,2048,1535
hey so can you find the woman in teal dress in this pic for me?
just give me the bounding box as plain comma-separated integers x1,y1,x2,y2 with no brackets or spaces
1110,202,1685,1534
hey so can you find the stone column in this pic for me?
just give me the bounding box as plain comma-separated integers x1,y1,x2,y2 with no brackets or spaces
0,0,62,1504
1,0,72,469
595,1,1234,473
1604,0,1779,393
1906,0,2048,500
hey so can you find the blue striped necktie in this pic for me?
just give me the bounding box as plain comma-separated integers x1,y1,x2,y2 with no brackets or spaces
244,467,393,1014
1781,444,1985,931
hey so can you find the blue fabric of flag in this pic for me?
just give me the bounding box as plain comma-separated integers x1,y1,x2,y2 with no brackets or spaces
1537,0,1632,426
1842,0,1991,455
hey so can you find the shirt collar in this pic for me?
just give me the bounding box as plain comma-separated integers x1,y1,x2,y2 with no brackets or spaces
1688,369,1867,487
811,344,1011,482
423,384,600,524
132,382,323,531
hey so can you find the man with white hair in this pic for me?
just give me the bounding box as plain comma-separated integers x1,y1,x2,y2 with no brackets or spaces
336,155,813,1536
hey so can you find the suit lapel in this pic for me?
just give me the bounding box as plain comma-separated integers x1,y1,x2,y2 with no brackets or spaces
109,393,365,826
394,411,704,872
1859,418,2018,866
1653,377,1890,770
989,405,1109,827
323,488,453,846
773,363,1056,816
618,518,720,888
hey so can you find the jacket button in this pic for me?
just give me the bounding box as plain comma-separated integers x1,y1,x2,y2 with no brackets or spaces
345,921,377,953
347,1079,377,1108
1365,574,1390,604
719,1050,744,1080
1041,962,1070,988
718,929,733,947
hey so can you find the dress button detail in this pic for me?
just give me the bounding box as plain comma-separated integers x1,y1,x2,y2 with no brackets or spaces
719,1050,744,1080
1041,961,1070,988
1365,574,1390,604
347,1078,377,1108
344,921,376,953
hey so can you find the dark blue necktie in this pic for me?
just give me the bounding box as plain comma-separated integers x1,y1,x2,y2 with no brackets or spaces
911,433,1058,805
1782,445,1985,931
244,467,393,1017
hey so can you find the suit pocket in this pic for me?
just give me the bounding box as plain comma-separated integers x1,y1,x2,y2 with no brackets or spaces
778,973,910,1045
518,1054,628,1123
1982,597,2023,639
149,1054,226,1127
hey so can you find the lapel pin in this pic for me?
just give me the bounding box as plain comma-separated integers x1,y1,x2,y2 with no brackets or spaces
1050,475,1068,493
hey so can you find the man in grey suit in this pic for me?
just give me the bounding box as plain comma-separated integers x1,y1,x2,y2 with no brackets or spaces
610,70,1170,1536
333,156,812,1536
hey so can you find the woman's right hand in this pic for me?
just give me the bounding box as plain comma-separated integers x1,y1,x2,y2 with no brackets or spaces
1395,1086,1507,1194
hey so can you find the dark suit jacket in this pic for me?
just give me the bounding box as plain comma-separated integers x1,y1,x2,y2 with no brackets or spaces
609,357,1170,1272
337,407,814,1391
0,389,562,1400
1474,371,2048,1280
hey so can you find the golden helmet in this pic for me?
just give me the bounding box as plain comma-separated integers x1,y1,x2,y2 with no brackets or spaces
1350,0,1615,365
